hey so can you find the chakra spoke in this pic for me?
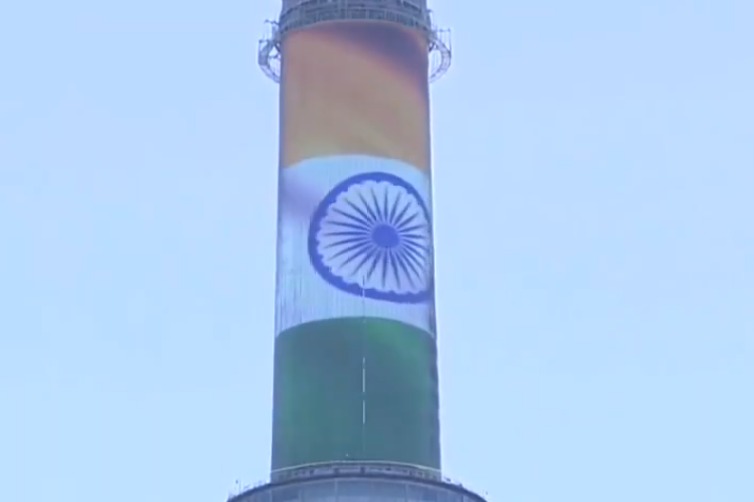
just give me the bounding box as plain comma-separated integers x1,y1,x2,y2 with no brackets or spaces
382,189,390,225
369,187,385,223
403,239,429,255
320,230,371,238
401,233,428,242
395,211,419,230
344,198,376,227
346,243,380,275
388,250,401,289
394,251,420,287
402,244,428,270
380,248,390,286
365,244,383,281
328,240,373,261
325,219,371,233
388,191,402,225
397,223,428,234
393,199,412,227
331,207,372,229
357,192,380,223
321,236,371,250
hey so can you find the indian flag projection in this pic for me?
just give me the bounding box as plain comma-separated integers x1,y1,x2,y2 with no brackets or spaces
271,20,441,473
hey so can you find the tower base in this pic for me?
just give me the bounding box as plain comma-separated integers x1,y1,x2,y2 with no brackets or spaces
228,462,487,502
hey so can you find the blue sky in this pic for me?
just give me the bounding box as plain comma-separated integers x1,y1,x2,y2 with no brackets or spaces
1,1,752,501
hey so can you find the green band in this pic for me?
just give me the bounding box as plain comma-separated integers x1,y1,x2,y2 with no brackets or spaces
271,317,441,470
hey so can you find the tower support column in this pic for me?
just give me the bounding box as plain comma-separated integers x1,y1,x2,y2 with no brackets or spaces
239,1,486,501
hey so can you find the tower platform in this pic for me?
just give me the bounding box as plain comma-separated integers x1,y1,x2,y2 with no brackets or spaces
258,0,451,83
228,462,487,502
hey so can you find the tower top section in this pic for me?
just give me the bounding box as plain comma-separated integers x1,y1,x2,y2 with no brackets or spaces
258,0,451,83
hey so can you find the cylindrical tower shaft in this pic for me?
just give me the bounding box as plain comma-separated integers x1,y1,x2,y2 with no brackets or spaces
260,0,451,479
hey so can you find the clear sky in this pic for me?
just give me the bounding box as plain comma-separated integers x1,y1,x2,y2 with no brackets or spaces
1,1,752,501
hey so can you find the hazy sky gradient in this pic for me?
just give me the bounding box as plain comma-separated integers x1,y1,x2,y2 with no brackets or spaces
1,1,753,502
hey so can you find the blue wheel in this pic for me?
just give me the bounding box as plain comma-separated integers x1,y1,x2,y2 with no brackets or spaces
308,171,433,304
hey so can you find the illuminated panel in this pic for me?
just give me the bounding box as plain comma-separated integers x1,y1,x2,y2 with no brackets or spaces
271,20,440,472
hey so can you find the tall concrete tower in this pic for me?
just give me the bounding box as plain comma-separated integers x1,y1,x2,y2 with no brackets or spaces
229,1,487,500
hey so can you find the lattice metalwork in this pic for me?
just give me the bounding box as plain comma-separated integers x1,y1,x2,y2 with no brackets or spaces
258,0,451,83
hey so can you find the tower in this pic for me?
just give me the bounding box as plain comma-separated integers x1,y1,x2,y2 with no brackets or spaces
229,1,487,500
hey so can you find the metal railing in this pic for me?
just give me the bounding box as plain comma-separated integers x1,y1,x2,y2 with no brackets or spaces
227,460,481,501
277,0,432,36
257,0,452,83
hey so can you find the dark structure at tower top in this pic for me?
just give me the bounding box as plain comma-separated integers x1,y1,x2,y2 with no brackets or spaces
259,0,451,83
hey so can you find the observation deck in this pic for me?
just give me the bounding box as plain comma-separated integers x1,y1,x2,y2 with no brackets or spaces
258,0,452,83
228,461,487,502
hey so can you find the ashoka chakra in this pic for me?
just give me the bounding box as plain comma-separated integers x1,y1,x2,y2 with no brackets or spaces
308,172,433,304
